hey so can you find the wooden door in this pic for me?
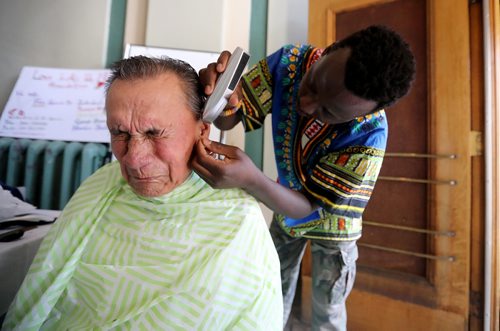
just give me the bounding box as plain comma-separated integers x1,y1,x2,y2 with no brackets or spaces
306,0,473,329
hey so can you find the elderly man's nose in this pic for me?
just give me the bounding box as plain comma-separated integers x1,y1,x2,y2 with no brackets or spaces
124,138,150,167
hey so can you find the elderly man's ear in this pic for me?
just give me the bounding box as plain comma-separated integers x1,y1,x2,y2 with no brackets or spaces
199,122,211,140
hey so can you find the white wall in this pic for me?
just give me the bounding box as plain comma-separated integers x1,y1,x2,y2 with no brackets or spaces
0,0,111,113
145,0,251,53
267,0,308,52
146,0,224,52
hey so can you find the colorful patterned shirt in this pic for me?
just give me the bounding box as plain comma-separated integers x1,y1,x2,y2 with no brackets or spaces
3,162,283,330
239,44,387,241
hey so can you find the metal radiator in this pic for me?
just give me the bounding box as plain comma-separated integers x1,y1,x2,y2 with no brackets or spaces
0,138,110,210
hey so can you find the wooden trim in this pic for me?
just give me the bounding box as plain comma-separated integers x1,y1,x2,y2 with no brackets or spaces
428,0,472,314
326,9,336,45
487,0,500,329
469,2,485,329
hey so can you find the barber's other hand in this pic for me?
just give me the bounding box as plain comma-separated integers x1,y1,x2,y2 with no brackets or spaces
192,138,259,190
199,51,241,108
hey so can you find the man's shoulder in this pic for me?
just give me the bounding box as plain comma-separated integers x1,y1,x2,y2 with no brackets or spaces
282,43,314,50
205,186,262,212
275,44,322,74
191,174,261,210
331,110,388,151
197,184,267,225
280,44,315,56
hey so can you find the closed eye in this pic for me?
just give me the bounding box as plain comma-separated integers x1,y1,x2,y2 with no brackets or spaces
110,129,130,140
145,128,164,139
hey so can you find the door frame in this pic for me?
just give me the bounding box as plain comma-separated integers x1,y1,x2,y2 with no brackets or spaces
485,0,500,329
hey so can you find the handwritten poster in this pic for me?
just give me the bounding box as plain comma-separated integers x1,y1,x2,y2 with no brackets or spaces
0,66,111,143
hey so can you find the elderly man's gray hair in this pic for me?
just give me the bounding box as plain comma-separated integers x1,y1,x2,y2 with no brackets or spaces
106,56,206,119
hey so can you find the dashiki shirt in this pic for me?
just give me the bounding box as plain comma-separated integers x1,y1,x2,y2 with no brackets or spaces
239,44,388,241
3,162,283,331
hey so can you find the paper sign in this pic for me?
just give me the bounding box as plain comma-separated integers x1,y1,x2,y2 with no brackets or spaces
0,66,111,143
124,44,220,73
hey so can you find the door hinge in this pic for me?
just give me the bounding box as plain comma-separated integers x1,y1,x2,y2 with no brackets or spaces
470,131,483,156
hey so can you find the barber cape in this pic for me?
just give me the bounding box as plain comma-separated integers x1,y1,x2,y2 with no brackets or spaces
3,162,282,331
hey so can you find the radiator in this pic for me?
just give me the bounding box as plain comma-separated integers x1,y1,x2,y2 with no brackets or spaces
0,138,110,210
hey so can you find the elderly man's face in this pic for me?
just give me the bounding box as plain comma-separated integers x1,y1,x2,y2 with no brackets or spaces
106,72,206,197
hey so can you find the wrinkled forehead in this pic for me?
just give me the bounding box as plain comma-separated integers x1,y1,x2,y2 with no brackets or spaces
107,74,195,116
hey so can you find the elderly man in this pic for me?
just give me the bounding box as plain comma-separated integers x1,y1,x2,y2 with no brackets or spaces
2,56,282,330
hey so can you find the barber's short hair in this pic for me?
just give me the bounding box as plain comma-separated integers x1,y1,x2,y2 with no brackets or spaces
106,56,205,119
324,25,416,110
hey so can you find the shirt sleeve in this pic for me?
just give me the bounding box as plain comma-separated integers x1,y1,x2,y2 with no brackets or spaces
238,47,289,132
303,144,385,220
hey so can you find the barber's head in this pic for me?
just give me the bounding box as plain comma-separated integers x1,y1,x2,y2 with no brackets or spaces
298,25,416,124
105,56,209,197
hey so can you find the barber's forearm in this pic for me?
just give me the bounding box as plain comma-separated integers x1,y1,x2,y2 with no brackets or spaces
243,171,317,219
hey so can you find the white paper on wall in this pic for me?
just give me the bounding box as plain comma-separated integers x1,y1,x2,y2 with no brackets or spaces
124,44,220,73
0,66,111,143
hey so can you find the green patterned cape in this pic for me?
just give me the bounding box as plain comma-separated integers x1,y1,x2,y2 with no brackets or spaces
3,162,282,330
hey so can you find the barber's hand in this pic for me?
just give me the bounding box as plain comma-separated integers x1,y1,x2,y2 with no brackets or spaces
199,51,241,108
192,138,260,190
